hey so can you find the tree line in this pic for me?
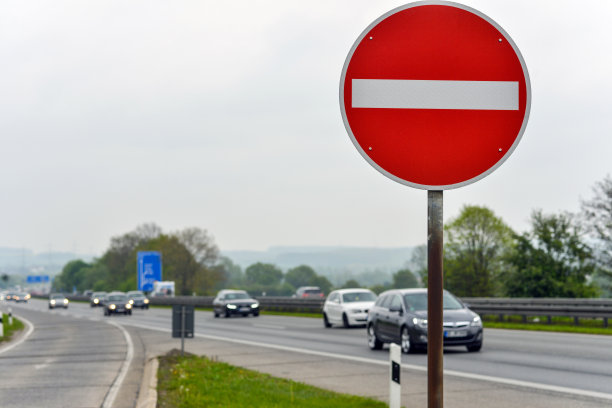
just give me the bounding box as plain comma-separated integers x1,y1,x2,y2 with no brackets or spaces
421,175,612,298
53,223,421,296
54,175,612,298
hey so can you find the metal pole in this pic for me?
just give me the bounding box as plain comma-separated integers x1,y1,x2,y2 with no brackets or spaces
427,190,443,408
181,305,185,357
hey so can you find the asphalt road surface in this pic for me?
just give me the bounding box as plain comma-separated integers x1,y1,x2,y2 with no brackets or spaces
4,298,612,406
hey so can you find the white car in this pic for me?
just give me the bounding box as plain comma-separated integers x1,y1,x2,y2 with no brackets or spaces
323,288,377,328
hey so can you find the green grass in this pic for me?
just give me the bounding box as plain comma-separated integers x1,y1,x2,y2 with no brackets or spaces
0,314,24,343
482,315,612,335
157,353,387,408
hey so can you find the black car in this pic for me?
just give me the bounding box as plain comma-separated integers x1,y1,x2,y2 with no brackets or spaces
366,288,483,353
90,291,107,307
103,292,132,316
127,290,150,309
213,290,259,318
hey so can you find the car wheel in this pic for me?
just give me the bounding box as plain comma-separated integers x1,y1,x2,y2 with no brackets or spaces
367,323,383,350
467,342,482,352
225,309,231,318
48,306,52,309
253,311,259,317
214,311,219,318
342,313,351,328
64,306,68,309
323,313,332,328
401,326,412,354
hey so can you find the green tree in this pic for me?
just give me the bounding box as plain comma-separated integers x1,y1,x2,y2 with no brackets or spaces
581,175,612,296
313,275,333,295
245,263,283,286
444,205,514,297
341,279,361,288
504,210,599,298
54,259,91,292
392,269,418,288
285,265,318,288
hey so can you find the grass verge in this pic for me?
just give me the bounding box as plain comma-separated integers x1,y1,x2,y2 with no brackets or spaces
1,314,24,343
482,315,612,335
157,352,387,408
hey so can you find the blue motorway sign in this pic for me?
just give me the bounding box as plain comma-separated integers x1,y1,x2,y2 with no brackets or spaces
137,251,162,292
26,275,50,283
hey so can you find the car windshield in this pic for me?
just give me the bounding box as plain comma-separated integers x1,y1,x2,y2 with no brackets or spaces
403,292,464,311
93,292,105,297
51,295,64,300
128,292,145,298
225,292,249,300
342,292,376,302
108,295,127,302
304,289,321,294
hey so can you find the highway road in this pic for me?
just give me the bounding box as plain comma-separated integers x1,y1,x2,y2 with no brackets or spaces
4,298,612,406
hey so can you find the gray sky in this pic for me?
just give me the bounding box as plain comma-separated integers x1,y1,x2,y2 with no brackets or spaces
1,1,611,256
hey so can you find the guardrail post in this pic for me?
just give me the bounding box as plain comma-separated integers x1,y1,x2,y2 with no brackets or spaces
604,318,608,328
8,308,12,326
389,343,401,408
0,313,3,338
574,317,579,326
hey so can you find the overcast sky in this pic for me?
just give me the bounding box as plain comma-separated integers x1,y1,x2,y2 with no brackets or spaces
1,1,611,256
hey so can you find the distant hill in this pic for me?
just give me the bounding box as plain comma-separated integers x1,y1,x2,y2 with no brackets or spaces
0,247,95,275
222,246,416,286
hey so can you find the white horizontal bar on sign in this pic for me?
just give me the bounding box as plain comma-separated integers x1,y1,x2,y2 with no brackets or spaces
352,79,519,110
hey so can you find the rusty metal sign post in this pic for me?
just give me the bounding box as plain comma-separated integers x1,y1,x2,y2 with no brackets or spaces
428,191,444,408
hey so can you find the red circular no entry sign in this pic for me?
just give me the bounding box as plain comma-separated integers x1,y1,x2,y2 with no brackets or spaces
340,2,531,190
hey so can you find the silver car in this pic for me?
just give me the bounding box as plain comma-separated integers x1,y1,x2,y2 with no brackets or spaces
49,293,69,309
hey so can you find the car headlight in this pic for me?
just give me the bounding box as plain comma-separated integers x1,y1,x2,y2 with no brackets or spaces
50,300,56,305
94,299,99,304
251,303,259,308
63,299,69,304
110,304,116,310
412,317,428,328
471,315,482,326
126,304,132,309
144,299,149,304
129,299,134,304
227,304,237,309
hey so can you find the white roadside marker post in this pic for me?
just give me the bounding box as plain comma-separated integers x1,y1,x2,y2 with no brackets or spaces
8,307,12,326
389,343,401,408
0,312,4,338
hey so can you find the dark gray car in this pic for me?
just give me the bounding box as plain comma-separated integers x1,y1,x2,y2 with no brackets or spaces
366,288,483,353
213,290,259,318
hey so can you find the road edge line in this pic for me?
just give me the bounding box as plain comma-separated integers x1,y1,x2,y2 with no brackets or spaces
102,321,135,408
0,314,34,355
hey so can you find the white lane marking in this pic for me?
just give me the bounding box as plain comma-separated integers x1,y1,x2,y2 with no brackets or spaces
0,314,35,355
101,321,134,408
352,79,519,110
35,358,54,370
121,321,612,402
251,323,286,330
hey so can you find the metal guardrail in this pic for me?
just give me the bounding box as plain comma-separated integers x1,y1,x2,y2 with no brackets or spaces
461,297,612,327
31,294,612,326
